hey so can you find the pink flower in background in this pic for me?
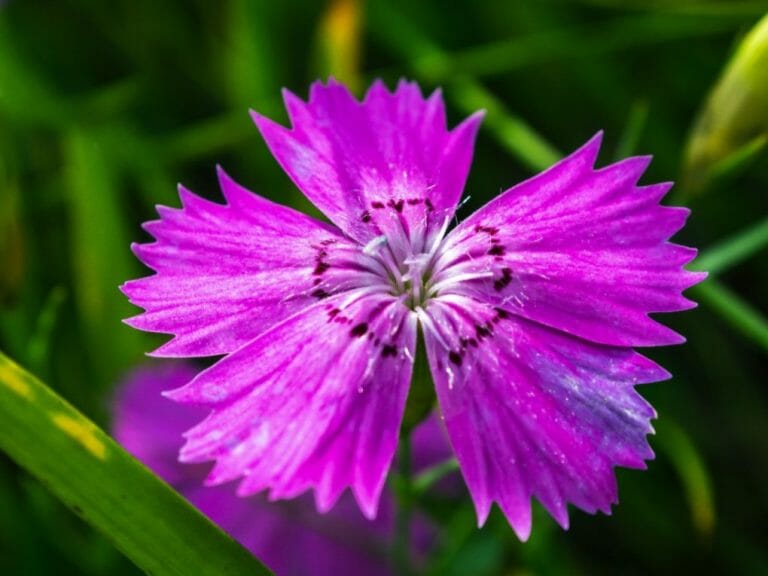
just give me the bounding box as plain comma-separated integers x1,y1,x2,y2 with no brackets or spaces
112,363,452,576
122,79,704,540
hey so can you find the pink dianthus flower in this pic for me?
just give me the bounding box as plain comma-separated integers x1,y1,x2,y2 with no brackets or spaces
123,79,704,540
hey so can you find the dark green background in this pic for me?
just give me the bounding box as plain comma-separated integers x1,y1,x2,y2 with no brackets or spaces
1,0,767,574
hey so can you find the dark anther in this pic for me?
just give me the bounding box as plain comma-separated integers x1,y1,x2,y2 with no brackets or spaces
361,210,372,223
311,288,329,299
493,267,513,291
350,323,368,337
448,351,463,366
371,201,385,209
487,245,505,256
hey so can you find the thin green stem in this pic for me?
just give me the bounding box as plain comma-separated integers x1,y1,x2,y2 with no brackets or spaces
393,433,413,576
413,457,460,495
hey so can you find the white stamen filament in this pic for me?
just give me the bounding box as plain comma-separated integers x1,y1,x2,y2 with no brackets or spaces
426,271,495,298
362,235,388,256
415,306,450,350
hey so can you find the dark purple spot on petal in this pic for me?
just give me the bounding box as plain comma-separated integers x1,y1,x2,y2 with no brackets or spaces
387,198,404,213
475,225,499,236
361,210,372,223
313,278,321,285
425,199,434,212
407,198,422,205
371,201,385,209
488,245,505,256
448,351,463,366
313,261,330,276
381,344,397,358
494,307,509,319
350,323,368,338
311,289,329,299
475,324,492,339
328,308,341,319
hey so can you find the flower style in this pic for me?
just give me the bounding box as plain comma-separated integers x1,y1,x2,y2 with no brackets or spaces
112,363,451,575
122,79,704,540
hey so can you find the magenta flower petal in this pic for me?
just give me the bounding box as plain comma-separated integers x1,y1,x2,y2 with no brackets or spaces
252,79,483,246
439,133,706,347
420,295,666,540
167,291,417,518
121,167,360,356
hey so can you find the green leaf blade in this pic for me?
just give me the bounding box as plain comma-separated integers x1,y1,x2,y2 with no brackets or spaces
0,352,272,576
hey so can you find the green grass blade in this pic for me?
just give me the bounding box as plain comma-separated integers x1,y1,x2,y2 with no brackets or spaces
0,351,272,576
577,0,768,17
159,111,260,163
615,100,650,159
694,214,768,276
451,80,562,172
655,418,715,536
65,128,145,389
423,14,737,81
692,280,768,353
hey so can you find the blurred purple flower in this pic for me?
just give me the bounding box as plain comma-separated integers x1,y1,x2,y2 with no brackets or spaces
122,79,704,539
112,363,452,575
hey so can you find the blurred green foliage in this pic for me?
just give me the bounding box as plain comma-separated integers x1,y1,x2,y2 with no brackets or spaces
1,0,767,574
